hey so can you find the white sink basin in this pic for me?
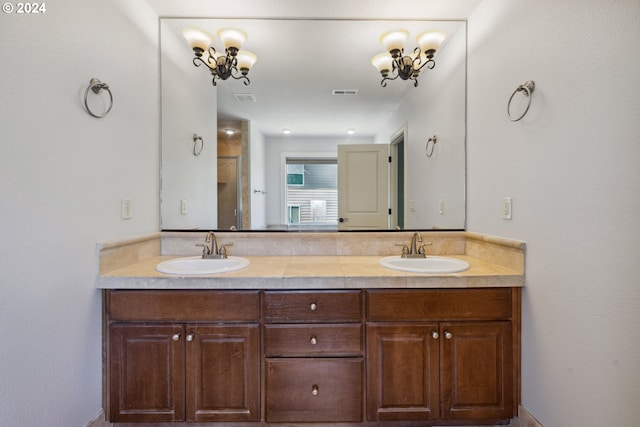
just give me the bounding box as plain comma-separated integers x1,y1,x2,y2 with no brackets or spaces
156,256,250,275
379,256,469,274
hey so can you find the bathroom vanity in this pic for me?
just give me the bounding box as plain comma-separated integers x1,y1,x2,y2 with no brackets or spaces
98,231,524,426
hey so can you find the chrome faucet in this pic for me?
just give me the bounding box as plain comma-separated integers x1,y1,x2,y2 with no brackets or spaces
197,231,233,259
396,232,430,258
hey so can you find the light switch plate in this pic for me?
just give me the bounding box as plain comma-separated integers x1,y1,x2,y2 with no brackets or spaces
122,198,132,220
502,197,512,220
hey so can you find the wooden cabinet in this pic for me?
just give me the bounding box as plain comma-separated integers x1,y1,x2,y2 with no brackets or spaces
105,288,519,425
264,290,364,423
106,291,261,423
366,289,518,423
109,324,184,422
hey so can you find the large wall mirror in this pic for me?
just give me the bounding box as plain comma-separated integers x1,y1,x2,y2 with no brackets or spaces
160,18,466,231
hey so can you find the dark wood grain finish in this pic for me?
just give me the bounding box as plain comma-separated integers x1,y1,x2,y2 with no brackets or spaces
366,323,440,421
264,290,362,322
107,290,260,321
265,358,363,422
265,324,363,356
109,324,185,422
367,289,513,321
440,321,513,420
186,324,260,422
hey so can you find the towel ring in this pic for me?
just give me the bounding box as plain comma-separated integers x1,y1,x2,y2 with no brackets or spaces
426,135,437,158
84,78,113,118
507,80,535,122
192,134,204,156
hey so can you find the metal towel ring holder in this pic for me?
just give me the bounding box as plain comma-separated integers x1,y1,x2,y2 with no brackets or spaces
507,80,535,122
426,135,437,158
84,78,113,118
192,134,204,156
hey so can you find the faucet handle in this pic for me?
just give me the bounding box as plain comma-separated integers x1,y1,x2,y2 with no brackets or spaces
195,242,208,255
418,242,433,255
219,243,234,258
395,243,409,256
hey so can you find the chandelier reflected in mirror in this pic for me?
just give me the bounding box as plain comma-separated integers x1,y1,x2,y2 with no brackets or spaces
182,27,257,86
371,30,446,87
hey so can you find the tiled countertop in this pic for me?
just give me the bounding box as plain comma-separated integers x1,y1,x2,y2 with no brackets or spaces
96,254,524,290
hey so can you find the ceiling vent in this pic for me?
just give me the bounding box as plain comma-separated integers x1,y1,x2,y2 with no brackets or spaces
233,93,257,102
332,89,359,96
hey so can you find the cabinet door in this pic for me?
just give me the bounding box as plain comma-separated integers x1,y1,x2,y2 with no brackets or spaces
109,324,185,422
185,324,260,422
440,321,514,420
366,323,440,421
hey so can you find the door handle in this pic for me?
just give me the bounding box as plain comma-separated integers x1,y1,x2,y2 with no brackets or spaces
339,217,349,223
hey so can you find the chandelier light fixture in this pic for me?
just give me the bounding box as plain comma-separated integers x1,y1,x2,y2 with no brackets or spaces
182,27,257,86
371,30,446,87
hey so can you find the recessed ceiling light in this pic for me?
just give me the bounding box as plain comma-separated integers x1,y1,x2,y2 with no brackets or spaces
347,128,356,135
282,128,292,135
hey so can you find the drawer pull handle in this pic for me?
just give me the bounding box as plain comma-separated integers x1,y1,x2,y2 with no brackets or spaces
309,303,317,311
444,331,453,340
310,336,318,345
311,385,319,396
431,331,439,339
172,333,180,341
186,333,195,342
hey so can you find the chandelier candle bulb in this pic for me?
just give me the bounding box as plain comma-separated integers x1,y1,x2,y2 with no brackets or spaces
217,28,247,52
182,27,214,53
417,31,447,55
380,30,409,56
236,50,258,73
371,53,393,76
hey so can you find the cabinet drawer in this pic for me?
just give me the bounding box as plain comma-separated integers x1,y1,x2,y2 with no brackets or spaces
107,290,260,321
265,324,362,356
367,289,513,321
265,358,363,422
264,291,362,323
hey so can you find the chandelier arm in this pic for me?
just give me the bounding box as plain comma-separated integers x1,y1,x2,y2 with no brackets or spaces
380,72,401,86
193,56,211,69
229,72,250,86
415,58,436,71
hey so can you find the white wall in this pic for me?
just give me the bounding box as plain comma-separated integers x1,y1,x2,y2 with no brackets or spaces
160,20,218,230
467,0,640,425
376,23,467,229
0,0,160,425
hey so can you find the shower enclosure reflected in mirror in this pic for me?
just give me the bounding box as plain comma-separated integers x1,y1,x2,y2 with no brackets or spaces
160,18,466,231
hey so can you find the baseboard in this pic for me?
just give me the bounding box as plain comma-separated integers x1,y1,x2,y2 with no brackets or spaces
86,410,110,427
516,404,544,427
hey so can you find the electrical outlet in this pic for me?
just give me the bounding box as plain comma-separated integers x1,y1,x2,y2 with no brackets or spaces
502,197,512,220
122,198,132,220
180,199,187,215
439,199,445,215
409,200,416,213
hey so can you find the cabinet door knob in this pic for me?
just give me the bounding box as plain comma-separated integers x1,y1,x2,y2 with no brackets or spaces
309,302,317,311
431,331,439,339
310,336,318,345
186,333,195,342
172,333,180,341
311,385,319,396
444,331,453,340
